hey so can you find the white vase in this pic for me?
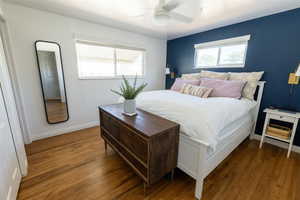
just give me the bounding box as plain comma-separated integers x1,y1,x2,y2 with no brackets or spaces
124,99,136,115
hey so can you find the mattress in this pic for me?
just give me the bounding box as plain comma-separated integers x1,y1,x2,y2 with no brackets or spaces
206,113,252,158
135,90,257,150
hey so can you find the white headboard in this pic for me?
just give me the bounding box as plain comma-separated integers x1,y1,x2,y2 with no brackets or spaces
179,73,266,137
251,81,266,138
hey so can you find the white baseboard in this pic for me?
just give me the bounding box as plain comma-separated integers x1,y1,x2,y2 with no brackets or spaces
31,121,99,142
252,133,300,154
22,159,28,176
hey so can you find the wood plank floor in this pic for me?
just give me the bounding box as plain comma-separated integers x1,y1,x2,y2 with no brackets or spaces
45,101,68,123
18,126,300,200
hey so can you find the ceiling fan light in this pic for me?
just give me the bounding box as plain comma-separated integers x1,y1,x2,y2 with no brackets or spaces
154,14,170,25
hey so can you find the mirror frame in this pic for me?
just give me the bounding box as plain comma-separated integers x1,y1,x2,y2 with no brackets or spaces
35,40,69,124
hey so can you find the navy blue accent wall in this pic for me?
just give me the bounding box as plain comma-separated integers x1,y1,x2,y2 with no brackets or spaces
167,8,300,146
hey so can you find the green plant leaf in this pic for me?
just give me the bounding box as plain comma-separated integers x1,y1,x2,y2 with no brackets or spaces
133,74,137,90
111,75,147,100
132,83,147,99
111,89,123,97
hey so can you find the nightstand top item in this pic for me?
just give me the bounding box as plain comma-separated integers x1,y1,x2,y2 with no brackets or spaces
264,108,300,118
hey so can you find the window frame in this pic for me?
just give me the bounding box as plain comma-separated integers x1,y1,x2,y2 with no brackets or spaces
75,40,146,80
194,35,250,69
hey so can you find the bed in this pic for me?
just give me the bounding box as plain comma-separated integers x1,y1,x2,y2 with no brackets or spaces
135,81,265,199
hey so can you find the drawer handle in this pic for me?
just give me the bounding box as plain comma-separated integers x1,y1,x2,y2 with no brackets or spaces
280,116,283,119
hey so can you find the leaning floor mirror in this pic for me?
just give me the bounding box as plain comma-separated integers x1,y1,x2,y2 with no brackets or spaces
35,40,69,124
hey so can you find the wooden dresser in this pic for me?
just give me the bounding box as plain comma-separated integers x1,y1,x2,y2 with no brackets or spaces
99,104,179,189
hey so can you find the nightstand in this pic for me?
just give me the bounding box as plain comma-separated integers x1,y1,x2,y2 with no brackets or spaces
259,108,300,158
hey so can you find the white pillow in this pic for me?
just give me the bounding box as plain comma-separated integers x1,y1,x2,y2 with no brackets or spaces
181,73,201,80
200,70,229,80
229,71,264,100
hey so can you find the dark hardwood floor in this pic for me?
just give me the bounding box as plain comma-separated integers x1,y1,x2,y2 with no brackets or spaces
18,126,300,200
45,101,68,123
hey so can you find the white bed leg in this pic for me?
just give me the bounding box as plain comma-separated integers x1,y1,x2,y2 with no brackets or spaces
194,145,207,200
195,178,204,199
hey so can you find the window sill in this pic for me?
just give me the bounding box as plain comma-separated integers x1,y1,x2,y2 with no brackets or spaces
194,65,245,69
78,76,145,80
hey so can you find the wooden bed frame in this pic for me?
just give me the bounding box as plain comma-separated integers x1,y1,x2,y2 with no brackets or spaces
176,81,265,199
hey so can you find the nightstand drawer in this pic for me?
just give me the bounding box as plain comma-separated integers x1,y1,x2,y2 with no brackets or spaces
269,114,295,123
262,108,300,158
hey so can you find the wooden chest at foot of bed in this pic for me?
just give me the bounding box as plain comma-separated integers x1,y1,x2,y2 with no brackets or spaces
98,103,180,186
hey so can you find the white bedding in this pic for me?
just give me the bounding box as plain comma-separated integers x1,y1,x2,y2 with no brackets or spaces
207,114,252,158
135,90,257,150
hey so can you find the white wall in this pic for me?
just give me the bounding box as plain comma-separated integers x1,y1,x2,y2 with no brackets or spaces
5,3,167,141
0,0,4,18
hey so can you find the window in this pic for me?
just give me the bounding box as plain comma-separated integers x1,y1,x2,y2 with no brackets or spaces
194,35,250,68
76,41,145,79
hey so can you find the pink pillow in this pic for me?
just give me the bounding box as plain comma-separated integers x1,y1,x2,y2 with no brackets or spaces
200,78,246,99
171,78,200,91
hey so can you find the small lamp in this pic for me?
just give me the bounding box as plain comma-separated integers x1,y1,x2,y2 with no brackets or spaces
287,63,300,108
296,63,300,76
288,63,300,84
165,67,170,75
166,65,176,79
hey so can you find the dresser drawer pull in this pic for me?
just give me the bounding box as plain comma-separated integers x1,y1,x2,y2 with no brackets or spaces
269,114,295,123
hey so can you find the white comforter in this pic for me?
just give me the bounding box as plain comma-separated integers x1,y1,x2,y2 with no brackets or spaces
135,90,256,149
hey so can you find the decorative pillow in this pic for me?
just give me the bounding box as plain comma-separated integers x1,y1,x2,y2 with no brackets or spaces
200,78,246,99
180,84,213,98
181,73,201,80
200,70,229,80
171,78,200,91
229,72,264,100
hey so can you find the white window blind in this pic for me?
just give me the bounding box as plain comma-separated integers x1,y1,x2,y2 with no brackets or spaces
194,35,250,68
76,41,145,79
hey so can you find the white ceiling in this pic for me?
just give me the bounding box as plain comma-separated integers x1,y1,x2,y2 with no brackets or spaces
5,0,300,40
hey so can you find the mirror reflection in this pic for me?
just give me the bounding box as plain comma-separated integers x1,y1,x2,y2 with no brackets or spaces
35,41,69,124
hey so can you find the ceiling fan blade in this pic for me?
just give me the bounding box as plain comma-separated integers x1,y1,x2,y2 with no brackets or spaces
162,0,179,11
158,0,166,7
132,14,145,17
130,9,153,18
169,12,193,23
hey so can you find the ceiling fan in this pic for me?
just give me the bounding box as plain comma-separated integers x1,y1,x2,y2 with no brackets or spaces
130,0,194,25
153,0,193,24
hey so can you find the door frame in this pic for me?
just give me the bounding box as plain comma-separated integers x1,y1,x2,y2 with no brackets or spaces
0,17,28,176
0,84,22,200
0,18,31,143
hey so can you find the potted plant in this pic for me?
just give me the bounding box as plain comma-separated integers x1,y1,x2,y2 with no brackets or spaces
111,75,147,116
